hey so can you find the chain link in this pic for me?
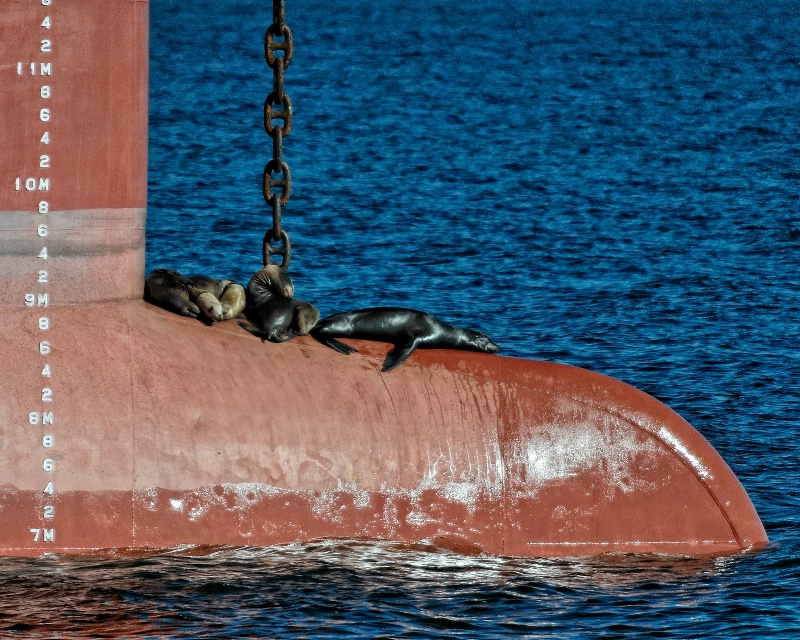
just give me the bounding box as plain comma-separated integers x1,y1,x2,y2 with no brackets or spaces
263,0,293,270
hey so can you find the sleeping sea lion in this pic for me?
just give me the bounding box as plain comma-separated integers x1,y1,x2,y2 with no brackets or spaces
187,275,227,322
219,282,246,320
290,299,320,336
144,269,200,318
310,307,500,372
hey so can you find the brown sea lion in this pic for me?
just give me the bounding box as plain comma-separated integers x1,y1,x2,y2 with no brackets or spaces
219,282,246,320
144,269,200,318
187,275,227,322
291,299,320,336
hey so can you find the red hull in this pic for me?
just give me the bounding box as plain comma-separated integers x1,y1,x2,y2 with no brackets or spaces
0,302,766,556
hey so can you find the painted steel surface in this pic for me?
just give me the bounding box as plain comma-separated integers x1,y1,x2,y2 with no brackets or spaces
0,0,767,556
0,0,148,303
0,302,767,556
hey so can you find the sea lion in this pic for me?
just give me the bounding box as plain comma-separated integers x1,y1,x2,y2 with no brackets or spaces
246,264,294,301
242,265,297,342
187,275,227,322
219,282,246,320
310,307,500,372
144,269,200,318
290,299,320,336
194,291,225,322
241,297,320,342
241,297,296,342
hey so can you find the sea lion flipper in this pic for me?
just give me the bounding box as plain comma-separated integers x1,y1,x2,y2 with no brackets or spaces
179,303,200,319
381,341,417,372
328,338,358,355
169,294,200,318
270,330,297,343
313,334,358,356
238,321,267,340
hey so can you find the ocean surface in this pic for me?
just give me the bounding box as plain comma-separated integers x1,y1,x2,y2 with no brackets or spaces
4,0,800,636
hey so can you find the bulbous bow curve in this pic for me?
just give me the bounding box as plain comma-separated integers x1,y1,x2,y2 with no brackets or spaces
0,301,767,556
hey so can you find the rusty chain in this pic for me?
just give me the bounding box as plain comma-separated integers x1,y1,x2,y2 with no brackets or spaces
262,0,293,270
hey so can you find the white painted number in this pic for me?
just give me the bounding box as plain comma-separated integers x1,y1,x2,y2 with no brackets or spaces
30,412,55,426
19,178,51,192
27,4,57,546
25,294,49,307
30,529,55,542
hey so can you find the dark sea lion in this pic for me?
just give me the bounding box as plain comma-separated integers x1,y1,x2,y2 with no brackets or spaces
246,265,294,301
144,269,200,318
241,297,320,342
187,274,225,299
310,307,500,372
242,266,297,342
241,296,296,342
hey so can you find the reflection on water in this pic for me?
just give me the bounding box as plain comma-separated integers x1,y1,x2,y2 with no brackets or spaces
0,541,789,638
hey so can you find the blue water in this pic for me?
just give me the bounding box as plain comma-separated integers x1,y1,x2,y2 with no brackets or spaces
5,0,800,636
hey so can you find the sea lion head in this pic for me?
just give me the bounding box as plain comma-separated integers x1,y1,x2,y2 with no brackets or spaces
219,283,246,320
144,269,200,318
247,265,294,301
195,291,224,322
465,330,500,354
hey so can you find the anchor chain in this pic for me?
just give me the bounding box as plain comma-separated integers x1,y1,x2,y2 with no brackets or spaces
262,0,293,270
